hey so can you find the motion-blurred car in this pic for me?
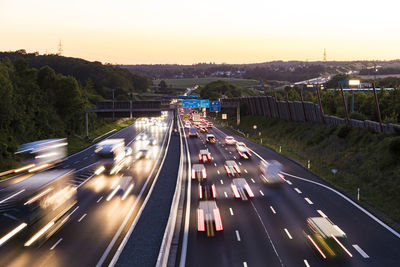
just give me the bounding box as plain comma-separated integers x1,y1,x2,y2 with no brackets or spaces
188,127,199,138
236,142,251,159
231,178,254,200
137,133,148,141
259,160,285,185
305,217,353,259
136,148,151,159
197,200,223,236
198,149,212,163
148,137,157,146
207,122,213,128
224,160,241,177
198,182,217,200
192,164,207,180
200,127,208,133
206,134,216,143
224,136,236,145
185,122,191,128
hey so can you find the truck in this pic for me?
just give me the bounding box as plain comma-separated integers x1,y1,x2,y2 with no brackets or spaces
15,138,68,173
0,169,77,248
94,139,127,175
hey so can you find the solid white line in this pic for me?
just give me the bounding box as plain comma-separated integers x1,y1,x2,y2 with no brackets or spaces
78,213,87,222
69,206,79,216
317,210,327,218
229,208,234,216
304,259,310,267
352,244,369,258
217,170,220,175
259,190,264,196
244,169,248,173
251,178,256,183
284,228,293,239
0,189,25,204
220,179,224,184
270,206,276,214
50,238,63,250
235,230,241,241
286,180,292,185
224,192,228,198
304,198,313,205
243,262,248,267
97,196,103,203
294,188,302,194
281,171,400,239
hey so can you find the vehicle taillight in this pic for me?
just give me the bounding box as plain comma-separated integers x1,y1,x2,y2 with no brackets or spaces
331,235,353,257
197,209,205,231
213,208,223,231
207,154,211,160
199,185,203,199
231,184,240,198
198,154,202,161
191,169,195,179
202,169,207,178
211,184,216,198
244,184,254,198
307,235,327,259
225,165,231,176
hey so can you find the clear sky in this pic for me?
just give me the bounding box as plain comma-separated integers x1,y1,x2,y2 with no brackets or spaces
1,0,399,64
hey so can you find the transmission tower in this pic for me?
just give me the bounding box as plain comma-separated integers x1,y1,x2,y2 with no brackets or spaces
57,40,63,56
323,48,327,62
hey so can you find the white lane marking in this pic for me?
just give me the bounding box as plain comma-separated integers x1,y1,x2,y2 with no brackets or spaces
0,189,25,204
220,180,224,185
78,213,87,222
235,230,241,241
286,180,292,185
229,151,232,154
84,156,88,160
251,178,256,183
238,162,242,165
217,170,220,175
229,208,234,216
65,165,70,168
233,156,237,159
50,238,63,250
284,228,293,239
270,206,276,214
317,210,327,218
224,192,228,198
243,262,248,267
214,163,217,167
97,196,103,203
69,206,79,216
259,190,264,196
281,171,400,240
74,161,80,164
294,188,302,194
244,169,248,173
352,244,369,258
304,198,313,205
304,259,310,267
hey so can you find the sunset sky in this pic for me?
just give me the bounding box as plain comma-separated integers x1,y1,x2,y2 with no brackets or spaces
1,0,399,64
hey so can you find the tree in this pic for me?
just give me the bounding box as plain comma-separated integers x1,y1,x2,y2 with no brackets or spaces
159,80,168,91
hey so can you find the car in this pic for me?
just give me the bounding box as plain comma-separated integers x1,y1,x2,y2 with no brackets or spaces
224,160,241,177
305,217,353,259
259,160,285,185
148,137,157,146
197,200,223,236
136,148,151,159
207,122,213,128
188,127,199,138
236,143,251,159
192,164,207,180
231,178,254,200
185,122,191,128
198,149,212,163
206,134,216,143
198,182,217,200
200,127,208,133
225,136,236,145
137,133,148,141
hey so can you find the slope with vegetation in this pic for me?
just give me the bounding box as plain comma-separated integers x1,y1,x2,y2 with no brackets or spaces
198,80,262,99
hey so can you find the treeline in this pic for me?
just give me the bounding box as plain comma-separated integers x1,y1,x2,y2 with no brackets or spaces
0,57,116,168
360,67,400,76
199,80,261,100
0,51,151,101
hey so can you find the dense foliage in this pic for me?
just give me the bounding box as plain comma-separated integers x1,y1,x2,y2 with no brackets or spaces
0,51,151,100
0,57,117,168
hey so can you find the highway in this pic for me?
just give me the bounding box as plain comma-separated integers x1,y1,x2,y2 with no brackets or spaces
179,115,400,267
0,112,173,267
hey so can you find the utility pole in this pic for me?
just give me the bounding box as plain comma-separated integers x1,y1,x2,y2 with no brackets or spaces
340,84,350,123
372,83,383,132
57,40,63,56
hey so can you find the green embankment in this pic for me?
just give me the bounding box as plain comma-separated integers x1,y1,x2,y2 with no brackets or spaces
154,77,259,89
211,112,400,228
